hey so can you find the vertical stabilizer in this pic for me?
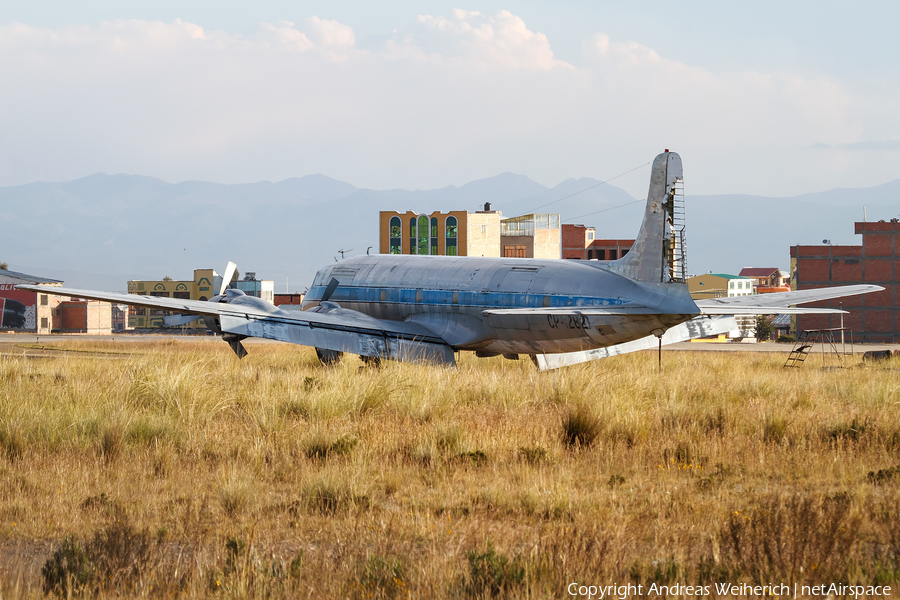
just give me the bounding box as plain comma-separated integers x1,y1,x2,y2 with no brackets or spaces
608,151,685,283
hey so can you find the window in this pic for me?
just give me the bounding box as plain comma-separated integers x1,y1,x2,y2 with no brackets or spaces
430,217,438,255
481,225,486,234
729,282,734,289
503,245,526,258
409,217,417,254
446,216,458,256
596,249,606,260
609,249,618,260
173,292,191,299
40,294,48,306
389,216,402,254
150,291,170,297
418,215,429,255
41,317,48,329
587,232,594,240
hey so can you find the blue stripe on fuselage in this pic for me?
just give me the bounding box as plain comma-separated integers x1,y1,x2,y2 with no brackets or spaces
306,285,627,308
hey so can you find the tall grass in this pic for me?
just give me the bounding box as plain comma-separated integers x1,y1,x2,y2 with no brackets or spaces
0,340,898,597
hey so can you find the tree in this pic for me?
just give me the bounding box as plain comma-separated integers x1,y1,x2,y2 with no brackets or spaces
756,315,775,341
0,261,7,270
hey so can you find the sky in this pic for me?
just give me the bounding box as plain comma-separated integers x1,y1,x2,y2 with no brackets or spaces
2,1,899,199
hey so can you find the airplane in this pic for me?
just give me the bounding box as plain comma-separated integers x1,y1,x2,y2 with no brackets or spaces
17,151,883,370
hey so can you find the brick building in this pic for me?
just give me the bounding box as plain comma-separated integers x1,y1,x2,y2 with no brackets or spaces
561,224,633,260
791,221,899,342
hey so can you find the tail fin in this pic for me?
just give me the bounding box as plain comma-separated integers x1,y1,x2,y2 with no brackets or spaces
608,151,685,283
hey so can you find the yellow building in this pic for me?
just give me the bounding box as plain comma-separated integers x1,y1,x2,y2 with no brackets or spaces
379,208,502,257
379,207,561,259
126,268,221,328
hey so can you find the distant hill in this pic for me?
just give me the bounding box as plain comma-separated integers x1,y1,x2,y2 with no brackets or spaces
1,172,898,290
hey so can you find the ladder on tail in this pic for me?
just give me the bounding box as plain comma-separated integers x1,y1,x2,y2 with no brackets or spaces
665,178,687,283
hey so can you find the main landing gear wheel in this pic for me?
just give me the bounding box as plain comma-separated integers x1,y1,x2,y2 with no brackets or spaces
315,348,343,365
360,355,382,368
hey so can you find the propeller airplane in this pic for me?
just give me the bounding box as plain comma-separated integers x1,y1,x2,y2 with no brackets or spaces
18,151,882,370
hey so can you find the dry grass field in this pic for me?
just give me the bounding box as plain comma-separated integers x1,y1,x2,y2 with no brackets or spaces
0,338,899,598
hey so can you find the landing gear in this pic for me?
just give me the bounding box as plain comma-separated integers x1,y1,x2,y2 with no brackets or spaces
360,355,382,368
315,348,343,365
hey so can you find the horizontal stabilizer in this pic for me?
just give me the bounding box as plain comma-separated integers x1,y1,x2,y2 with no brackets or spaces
535,315,737,370
699,306,845,315
695,284,882,310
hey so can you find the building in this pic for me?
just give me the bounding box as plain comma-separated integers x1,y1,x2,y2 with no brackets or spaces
126,268,273,328
791,220,900,342
0,268,63,333
274,293,305,306
738,267,790,293
0,269,111,334
379,206,561,259
500,213,561,259
562,225,633,260
56,300,112,334
687,273,755,300
587,239,634,261
232,272,274,304
379,207,501,257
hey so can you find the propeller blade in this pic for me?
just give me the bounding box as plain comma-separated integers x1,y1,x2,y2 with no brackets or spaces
321,277,339,302
220,261,237,296
163,314,203,327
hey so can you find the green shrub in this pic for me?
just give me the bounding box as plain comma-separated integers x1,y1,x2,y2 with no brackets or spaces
463,541,525,598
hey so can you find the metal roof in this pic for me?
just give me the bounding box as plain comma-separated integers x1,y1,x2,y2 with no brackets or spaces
0,269,63,284
739,267,780,277
772,314,792,326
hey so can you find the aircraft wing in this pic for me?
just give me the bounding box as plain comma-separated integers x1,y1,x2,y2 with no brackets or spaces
695,284,883,315
16,284,274,318
16,284,455,365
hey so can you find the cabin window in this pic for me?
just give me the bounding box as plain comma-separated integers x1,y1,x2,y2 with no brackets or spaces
452,292,459,304
380,289,386,302
415,290,423,303
446,216,458,256
543,296,551,307
418,215,429,255
389,216,402,254
431,217,438,255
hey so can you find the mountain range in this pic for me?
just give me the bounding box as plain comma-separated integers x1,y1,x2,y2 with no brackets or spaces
2,172,898,291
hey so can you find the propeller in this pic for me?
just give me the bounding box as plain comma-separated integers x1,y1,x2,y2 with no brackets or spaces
220,261,238,296
163,261,247,359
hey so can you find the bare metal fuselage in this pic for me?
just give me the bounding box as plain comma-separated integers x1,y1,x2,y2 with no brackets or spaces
302,254,700,355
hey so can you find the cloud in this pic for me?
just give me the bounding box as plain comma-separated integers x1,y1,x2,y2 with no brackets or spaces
389,9,572,71
0,13,896,197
